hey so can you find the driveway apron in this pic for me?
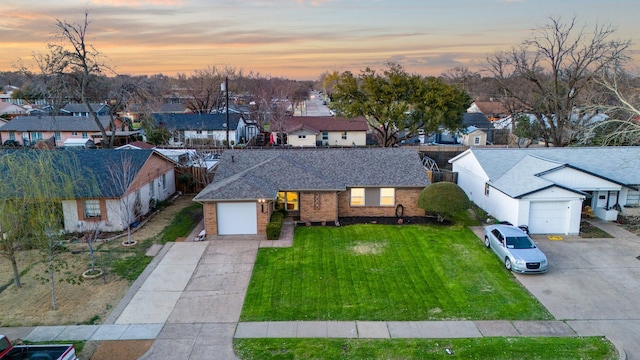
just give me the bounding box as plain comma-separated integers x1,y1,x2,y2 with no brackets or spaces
515,220,640,359
138,240,259,360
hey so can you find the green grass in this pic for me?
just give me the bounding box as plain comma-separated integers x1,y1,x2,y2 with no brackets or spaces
159,203,203,244
234,337,616,360
97,203,202,281
241,224,551,321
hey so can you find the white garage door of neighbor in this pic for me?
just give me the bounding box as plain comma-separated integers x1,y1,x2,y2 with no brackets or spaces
528,201,569,234
217,202,257,235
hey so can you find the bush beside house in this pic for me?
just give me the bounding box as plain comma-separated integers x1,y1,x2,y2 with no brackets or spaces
266,211,285,240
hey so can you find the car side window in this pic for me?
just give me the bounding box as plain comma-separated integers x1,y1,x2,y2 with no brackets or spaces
491,229,504,244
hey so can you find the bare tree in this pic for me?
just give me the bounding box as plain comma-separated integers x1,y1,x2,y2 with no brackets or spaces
486,16,631,146
106,153,141,245
180,66,238,114
52,11,114,146
583,69,640,145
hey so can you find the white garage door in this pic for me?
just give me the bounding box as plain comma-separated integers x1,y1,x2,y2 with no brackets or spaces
217,202,257,235
528,201,569,234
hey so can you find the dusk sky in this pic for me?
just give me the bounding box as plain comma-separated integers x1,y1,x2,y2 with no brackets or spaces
1,0,638,80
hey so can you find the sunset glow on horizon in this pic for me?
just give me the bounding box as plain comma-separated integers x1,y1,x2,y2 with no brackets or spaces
1,0,638,80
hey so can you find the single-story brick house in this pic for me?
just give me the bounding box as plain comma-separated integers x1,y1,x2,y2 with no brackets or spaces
193,147,430,235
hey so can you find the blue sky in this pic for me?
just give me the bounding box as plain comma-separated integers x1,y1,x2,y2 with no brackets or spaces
1,0,638,80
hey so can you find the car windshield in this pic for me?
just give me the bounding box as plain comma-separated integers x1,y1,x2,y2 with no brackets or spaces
505,236,535,249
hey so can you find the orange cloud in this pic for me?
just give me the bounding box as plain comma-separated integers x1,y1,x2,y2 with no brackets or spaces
90,0,183,6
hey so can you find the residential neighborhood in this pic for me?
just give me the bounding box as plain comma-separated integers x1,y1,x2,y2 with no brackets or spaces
1,7,640,360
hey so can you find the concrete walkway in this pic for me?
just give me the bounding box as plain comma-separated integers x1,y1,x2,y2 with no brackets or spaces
0,219,632,359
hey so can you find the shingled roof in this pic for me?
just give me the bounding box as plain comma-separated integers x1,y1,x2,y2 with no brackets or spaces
0,149,156,199
456,147,640,198
0,115,111,132
152,113,242,131
280,116,369,133
194,147,430,201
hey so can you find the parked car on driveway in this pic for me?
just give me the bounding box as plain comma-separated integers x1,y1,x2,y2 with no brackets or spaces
483,224,548,274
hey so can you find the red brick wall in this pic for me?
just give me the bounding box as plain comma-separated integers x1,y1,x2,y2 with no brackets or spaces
299,192,338,222
203,202,218,235
337,188,425,217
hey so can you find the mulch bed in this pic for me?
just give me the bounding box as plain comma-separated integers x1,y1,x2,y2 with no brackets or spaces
296,216,450,227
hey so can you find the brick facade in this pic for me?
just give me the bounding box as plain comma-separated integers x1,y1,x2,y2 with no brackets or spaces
204,201,272,235
299,192,338,223
337,188,425,217
203,202,218,235
257,201,272,234
204,188,424,235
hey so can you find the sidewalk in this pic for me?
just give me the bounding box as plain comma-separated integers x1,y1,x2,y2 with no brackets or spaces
0,219,622,359
235,320,578,339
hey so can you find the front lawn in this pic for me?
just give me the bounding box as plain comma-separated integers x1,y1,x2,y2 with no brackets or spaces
241,224,551,321
234,337,616,360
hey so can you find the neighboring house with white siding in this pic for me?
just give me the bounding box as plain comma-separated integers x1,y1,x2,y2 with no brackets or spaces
450,147,640,235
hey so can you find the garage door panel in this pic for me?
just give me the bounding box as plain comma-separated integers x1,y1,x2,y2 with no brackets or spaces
529,201,568,234
217,202,257,235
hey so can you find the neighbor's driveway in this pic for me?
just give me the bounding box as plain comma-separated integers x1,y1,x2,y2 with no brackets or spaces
508,221,640,359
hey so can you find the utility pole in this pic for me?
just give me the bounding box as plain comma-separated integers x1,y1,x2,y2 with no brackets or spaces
221,76,230,149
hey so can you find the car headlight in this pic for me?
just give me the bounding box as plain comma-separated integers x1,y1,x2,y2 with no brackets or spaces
514,259,525,266
541,259,547,264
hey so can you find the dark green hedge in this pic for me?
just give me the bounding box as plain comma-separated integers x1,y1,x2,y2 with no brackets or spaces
266,211,284,240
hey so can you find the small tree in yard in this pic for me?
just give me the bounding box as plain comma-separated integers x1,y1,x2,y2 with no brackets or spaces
418,182,470,223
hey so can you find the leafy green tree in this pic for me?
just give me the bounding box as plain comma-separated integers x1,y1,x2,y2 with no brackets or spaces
330,62,471,147
418,182,470,222
141,117,171,145
0,197,32,288
0,150,96,309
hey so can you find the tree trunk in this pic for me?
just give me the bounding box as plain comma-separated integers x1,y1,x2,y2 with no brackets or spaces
49,253,57,311
11,256,22,288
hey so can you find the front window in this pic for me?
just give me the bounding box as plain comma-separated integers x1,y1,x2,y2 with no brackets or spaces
161,173,167,189
84,200,101,218
298,135,306,139
350,188,365,206
322,132,328,140
380,188,395,206
30,132,43,140
82,132,88,139
277,191,299,210
8,132,15,140
485,183,490,196
54,132,61,141
341,131,347,140
72,132,78,136
474,136,481,145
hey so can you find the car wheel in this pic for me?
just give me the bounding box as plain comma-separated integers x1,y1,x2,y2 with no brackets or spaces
484,236,490,248
504,257,512,271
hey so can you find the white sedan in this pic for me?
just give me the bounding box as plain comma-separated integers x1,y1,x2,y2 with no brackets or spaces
483,224,548,274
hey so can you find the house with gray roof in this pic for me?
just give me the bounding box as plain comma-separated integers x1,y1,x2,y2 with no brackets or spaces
61,102,110,117
0,149,177,233
193,147,430,235
0,115,118,147
450,147,640,235
152,113,256,146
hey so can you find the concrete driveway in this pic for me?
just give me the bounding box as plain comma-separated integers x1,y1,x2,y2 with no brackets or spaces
514,221,640,359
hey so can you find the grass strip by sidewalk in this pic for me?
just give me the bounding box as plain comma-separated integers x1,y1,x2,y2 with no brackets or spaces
242,224,551,321
108,202,202,281
234,337,617,360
